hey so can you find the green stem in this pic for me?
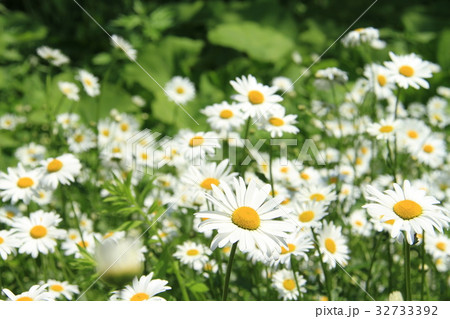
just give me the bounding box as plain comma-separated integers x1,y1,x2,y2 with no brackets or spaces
404,237,412,301
237,118,251,173
387,235,393,292
312,229,332,300
421,232,426,301
173,261,189,301
269,144,275,195
222,242,238,301
290,255,303,301
365,233,381,296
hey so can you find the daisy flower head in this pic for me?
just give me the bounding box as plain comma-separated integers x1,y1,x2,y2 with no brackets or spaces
46,280,79,300
315,67,348,84
36,46,69,66
173,241,211,271
67,126,96,153
292,200,328,229
164,76,195,104
2,284,53,301
58,81,80,101
413,135,446,168
176,130,220,162
110,273,171,301
272,269,306,300
384,52,433,90
317,221,350,269
296,184,337,206
0,229,20,260
0,114,25,131
341,27,384,49
363,180,449,244
62,231,96,258
15,142,46,167
0,163,41,204
349,209,372,237
111,34,137,60
77,69,100,97
201,101,245,132
0,205,21,226
230,74,283,119
39,154,82,189
272,76,294,94
196,177,296,257
367,118,399,140
437,86,450,98
261,107,299,138
397,119,431,150
57,113,80,130
425,233,450,260
269,230,314,268
12,210,66,258
363,63,395,99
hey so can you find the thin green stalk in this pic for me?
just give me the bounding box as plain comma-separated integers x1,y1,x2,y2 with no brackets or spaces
387,235,393,292
365,233,381,296
312,229,332,300
238,118,252,173
421,232,426,301
404,237,412,300
290,255,303,301
222,242,238,301
173,261,189,301
269,144,275,195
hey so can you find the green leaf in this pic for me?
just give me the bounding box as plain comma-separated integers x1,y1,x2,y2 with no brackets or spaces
114,220,143,232
437,29,450,70
188,282,209,293
207,21,294,62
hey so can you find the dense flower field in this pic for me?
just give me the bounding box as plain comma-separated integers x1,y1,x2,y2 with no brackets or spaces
0,1,449,301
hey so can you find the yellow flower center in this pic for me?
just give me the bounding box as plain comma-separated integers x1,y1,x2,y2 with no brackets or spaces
17,177,34,188
74,135,84,143
299,210,315,223
423,144,434,153
377,74,387,87
112,147,121,153
361,146,369,154
355,220,363,227
84,78,92,87
269,117,285,126
355,158,363,165
102,129,110,137
140,153,148,160
130,293,149,301
407,130,418,139
399,65,414,77
219,109,233,119
280,167,289,173
0,237,4,244
50,284,64,292
200,177,220,190
189,136,204,147
325,238,337,254
300,172,310,180
310,193,325,201
385,219,395,225
436,242,446,252
282,279,296,291
47,159,63,173
355,28,365,32
379,125,394,133
393,200,422,220
248,90,264,104
30,225,47,239
204,263,213,271
120,123,129,132
77,240,89,248
69,234,77,240
16,297,33,301
222,246,231,254
231,206,260,230
176,87,185,94
63,87,72,94
6,211,15,219
281,243,296,254
186,249,199,256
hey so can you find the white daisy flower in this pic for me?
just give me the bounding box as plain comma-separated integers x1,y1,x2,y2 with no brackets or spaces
131,95,146,107
269,231,313,268
61,231,96,258
414,135,446,168
36,46,69,66
317,221,350,268
111,34,137,60
0,229,20,260
164,76,195,104
341,27,383,49
437,86,450,98
12,210,66,258
38,154,82,189
32,188,53,206
0,114,25,130
384,51,433,90
196,177,295,257
67,126,96,153
367,118,399,140
296,184,337,205
349,209,372,237
272,269,306,300
315,67,348,84
56,113,80,130
201,101,245,132
363,63,395,99
272,76,294,93
397,119,431,150
261,107,299,138
46,280,79,300
0,205,21,226
58,81,80,101
292,200,328,229
173,241,211,271
2,284,54,301
0,163,41,204
230,74,283,119
110,273,171,301
425,233,450,259
363,180,449,244
14,142,47,167
176,130,220,161
77,69,100,97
